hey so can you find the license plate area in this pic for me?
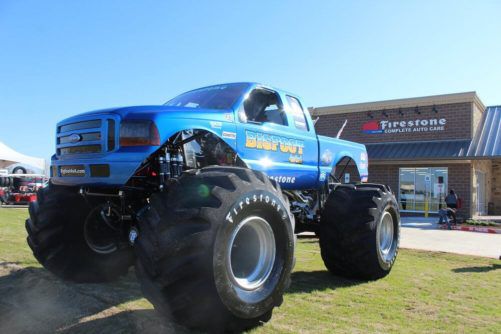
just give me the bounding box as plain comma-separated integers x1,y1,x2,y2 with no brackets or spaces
60,165,86,177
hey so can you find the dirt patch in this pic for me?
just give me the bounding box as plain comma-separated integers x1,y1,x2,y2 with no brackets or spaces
0,262,193,334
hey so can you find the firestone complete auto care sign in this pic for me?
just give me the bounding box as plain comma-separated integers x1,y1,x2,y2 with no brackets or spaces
362,118,447,134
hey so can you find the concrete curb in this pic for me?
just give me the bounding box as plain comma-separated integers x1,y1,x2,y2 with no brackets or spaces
440,225,501,234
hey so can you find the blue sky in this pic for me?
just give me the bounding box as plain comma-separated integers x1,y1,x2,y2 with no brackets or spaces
1,1,500,159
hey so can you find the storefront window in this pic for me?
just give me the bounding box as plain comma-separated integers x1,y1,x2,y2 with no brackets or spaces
399,168,415,211
431,168,448,211
398,167,448,212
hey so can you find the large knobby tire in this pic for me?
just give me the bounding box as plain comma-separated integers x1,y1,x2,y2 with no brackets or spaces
319,184,400,280
12,166,27,174
0,177,13,187
135,167,295,333
25,184,135,282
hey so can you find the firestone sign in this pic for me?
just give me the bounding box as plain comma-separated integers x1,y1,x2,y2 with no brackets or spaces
362,118,447,134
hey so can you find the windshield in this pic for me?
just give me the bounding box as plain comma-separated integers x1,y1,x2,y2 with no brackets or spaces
165,83,249,110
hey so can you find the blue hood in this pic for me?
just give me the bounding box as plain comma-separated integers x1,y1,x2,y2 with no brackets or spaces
60,105,234,124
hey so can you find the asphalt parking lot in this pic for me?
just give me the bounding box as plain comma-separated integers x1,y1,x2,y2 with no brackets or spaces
400,217,501,259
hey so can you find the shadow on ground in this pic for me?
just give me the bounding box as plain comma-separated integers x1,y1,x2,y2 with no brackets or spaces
452,263,501,273
58,310,178,334
288,270,364,293
0,262,191,334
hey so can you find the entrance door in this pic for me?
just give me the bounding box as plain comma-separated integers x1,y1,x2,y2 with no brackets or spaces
476,171,486,215
398,167,448,212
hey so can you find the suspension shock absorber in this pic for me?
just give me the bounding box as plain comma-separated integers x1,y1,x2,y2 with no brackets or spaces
158,149,171,191
176,150,184,176
170,150,178,178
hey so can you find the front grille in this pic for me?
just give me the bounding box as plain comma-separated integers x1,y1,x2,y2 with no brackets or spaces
58,132,101,144
107,119,115,151
59,120,101,133
59,145,102,155
56,116,118,156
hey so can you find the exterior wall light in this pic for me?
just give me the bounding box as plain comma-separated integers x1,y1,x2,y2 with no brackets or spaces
432,105,438,113
367,111,373,119
414,106,420,115
398,108,404,116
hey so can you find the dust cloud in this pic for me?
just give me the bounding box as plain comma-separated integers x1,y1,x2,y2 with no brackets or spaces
0,263,195,334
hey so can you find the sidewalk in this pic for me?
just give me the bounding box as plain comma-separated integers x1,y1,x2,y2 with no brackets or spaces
400,217,501,259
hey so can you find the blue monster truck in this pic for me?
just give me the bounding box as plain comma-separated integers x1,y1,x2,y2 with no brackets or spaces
26,83,400,332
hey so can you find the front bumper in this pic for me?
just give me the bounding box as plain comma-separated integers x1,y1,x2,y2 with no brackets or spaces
51,160,139,187
50,147,157,187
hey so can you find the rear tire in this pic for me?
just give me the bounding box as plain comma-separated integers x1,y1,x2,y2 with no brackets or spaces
319,184,400,280
135,167,295,333
26,184,135,282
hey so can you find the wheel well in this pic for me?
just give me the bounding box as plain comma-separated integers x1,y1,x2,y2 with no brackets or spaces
333,156,361,183
164,129,246,169
126,129,247,191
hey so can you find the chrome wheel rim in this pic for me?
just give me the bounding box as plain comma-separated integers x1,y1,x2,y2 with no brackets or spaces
228,216,276,291
378,211,394,259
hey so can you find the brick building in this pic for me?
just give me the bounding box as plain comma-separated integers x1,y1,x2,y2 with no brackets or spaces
312,92,501,218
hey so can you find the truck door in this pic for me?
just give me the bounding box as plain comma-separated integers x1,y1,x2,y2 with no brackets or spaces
235,88,318,190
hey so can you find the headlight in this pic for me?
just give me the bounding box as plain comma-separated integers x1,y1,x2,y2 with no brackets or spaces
119,120,160,146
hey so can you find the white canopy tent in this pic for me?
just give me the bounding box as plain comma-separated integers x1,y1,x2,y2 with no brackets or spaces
0,141,46,173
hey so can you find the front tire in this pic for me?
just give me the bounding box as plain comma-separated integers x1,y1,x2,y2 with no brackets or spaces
25,184,135,282
135,167,295,332
319,184,400,280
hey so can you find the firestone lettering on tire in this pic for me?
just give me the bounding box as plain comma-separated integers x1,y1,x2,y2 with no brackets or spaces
225,191,287,224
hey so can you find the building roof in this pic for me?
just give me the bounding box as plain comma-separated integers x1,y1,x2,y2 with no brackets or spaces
467,106,501,157
312,91,485,116
366,140,471,161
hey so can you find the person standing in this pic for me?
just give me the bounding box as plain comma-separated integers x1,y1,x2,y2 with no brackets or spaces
401,191,407,210
445,189,458,224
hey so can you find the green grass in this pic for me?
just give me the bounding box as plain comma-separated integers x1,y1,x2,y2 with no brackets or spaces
0,208,40,267
259,242,500,334
1,208,500,333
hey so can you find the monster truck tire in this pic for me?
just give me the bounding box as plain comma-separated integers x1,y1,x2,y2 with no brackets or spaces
135,166,295,333
0,177,12,187
25,184,135,282
319,184,400,280
12,166,27,174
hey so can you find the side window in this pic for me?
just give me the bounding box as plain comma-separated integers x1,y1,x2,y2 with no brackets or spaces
286,95,309,131
240,89,288,126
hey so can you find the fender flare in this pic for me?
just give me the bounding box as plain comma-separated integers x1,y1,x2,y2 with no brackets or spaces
162,127,235,150
330,152,362,180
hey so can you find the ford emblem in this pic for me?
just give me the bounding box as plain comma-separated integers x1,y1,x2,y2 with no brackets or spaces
69,133,82,143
